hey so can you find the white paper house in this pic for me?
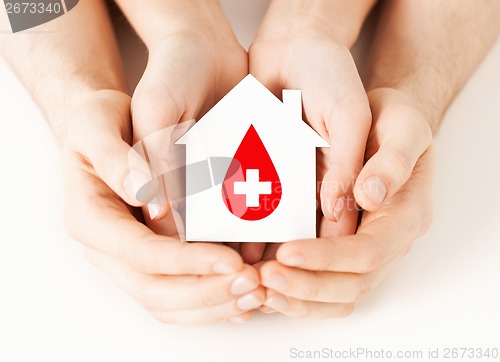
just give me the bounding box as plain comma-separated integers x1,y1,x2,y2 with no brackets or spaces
176,75,329,242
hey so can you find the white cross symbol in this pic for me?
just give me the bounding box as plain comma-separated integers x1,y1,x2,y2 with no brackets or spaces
234,169,272,207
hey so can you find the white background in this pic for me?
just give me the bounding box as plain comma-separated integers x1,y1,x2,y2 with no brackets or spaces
1,1,499,361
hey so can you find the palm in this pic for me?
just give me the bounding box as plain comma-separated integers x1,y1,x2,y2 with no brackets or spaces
237,35,371,263
130,32,248,235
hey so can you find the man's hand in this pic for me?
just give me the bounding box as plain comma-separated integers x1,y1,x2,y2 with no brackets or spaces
63,90,265,324
259,88,434,318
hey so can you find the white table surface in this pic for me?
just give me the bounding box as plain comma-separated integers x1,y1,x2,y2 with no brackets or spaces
1,2,499,361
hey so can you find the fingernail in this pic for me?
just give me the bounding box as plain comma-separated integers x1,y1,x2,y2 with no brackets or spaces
262,274,288,291
213,262,238,275
259,305,276,314
229,314,249,323
364,176,387,205
332,196,345,222
281,254,305,267
264,293,288,310
147,197,160,220
123,169,150,201
231,277,258,295
237,294,262,310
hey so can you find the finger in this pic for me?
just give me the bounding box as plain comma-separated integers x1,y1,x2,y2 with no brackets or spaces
262,243,281,261
64,152,244,275
151,288,266,325
275,232,402,275
240,243,267,264
85,247,260,311
312,57,371,226
260,255,399,304
263,290,355,319
276,151,433,274
354,89,433,211
259,305,277,314
318,204,360,240
131,39,210,139
145,196,183,238
132,122,195,223
253,60,370,235
131,40,211,221
319,109,369,223
67,91,157,207
275,216,416,274
228,310,255,323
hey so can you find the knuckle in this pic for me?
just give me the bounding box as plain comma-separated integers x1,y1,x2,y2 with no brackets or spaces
421,121,434,146
364,254,384,274
135,283,159,312
63,213,80,239
323,101,372,142
294,301,313,319
304,279,321,301
319,242,339,271
207,306,231,323
199,285,222,308
128,244,155,274
151,311,200,325
411,108,434,146
178,243,199,275
93,143,122,172
131,90,156,122
339,303,356,317
151,312,175,325
357,243,384,273
386,151,413,185
83,248,98,266
65,113,89,147
400,243,414,258
353,275,373,302
417,204,434,237
132,83,182,128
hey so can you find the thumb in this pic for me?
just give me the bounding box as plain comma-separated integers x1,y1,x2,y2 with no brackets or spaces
66,91,158,208
354,89,433,211
130,64,191,222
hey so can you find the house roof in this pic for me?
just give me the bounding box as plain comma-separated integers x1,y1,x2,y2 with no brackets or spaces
176,74,330,148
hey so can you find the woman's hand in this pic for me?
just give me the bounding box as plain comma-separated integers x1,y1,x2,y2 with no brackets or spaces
129,4,248,227
259,88,434,318
63,90,265,324
244,0,375,263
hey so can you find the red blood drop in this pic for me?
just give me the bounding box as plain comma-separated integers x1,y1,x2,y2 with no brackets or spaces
222,125,282,221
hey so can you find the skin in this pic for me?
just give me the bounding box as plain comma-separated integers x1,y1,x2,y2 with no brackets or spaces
2,0,499,322
241,0,377,263
258,0,500,317
114,0,248,225
259,89,435,317
1,0,264,324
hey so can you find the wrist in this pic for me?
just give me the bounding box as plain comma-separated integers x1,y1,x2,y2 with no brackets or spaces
367,87,437,136
52,88,128,145
367,81,443,134
117,0,238,50
395,87,442,134
257,0,377,47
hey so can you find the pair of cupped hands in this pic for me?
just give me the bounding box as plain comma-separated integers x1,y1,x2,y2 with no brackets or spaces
62,20,434,324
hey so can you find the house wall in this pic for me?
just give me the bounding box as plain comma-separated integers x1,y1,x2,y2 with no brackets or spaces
185,145,318,242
